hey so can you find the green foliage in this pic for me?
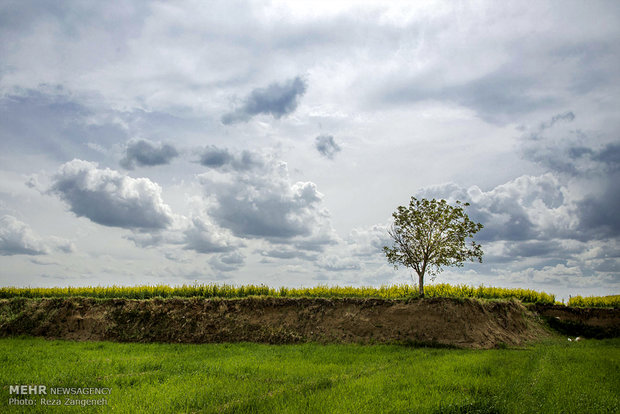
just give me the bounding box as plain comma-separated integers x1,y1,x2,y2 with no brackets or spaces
0,283,555,304
384,197,483,295
568,294,620,308
0,337,618,413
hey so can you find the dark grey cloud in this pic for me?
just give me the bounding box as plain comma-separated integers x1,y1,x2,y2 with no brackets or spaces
576,178,620,238
315,134,341,159
504,240,564,259
523,113,620,177
448,71,556,124
49,159,174,230
221,76,307,124
198,146,234,168
521,111,583,175
120,139,178,170
547,142,620,177
592,143,620,173
381,69,557,124
594,259,620,273
538,111,575,131
0,215,48,256
519,112,620,238
197,146,264,171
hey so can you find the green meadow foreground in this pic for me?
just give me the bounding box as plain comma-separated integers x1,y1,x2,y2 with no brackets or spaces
1,337,618,413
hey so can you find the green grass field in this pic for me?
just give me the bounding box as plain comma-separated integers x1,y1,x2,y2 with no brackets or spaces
1,337,618,413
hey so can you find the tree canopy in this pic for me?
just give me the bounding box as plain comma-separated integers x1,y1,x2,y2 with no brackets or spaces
383,197,483,296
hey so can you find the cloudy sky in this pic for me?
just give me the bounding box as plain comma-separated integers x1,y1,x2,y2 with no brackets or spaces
1,0,619,300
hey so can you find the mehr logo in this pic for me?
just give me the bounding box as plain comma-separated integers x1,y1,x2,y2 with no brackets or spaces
9,385,111,395
9,385,47,395
7,385,111,407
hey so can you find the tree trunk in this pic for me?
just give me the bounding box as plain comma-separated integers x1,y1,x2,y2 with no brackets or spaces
418,272,424,297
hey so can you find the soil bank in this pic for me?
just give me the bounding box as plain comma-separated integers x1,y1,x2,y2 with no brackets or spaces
529,303,620,339
0,297,567,349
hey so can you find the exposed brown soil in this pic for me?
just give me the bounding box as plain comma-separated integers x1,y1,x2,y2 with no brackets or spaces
0,297,569,349
529,304,620,338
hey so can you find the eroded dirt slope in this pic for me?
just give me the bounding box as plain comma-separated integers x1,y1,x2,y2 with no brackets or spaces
529,304,620,338
0,297,558,349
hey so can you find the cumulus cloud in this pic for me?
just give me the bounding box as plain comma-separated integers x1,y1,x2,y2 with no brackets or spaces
120,139,179,170
411,111,620,254
49,236,76,253
305,223,391,274
221,76,307,124
389,112,615,293
197,146,264,171
416,174,573,244
124,231,166,248
346,224,391,257
519,112,620,238
0,215,73,256
315,134,341,159
411,167,620,284
183,216,239,254
197,148,337,249
0,215,48,256
49,159,174,230
197,146,235,168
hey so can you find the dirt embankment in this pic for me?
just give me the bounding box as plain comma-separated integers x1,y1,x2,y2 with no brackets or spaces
0,297,566,349
529,304,620,339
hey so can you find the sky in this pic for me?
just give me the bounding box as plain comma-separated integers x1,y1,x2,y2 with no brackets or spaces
1,0,619,300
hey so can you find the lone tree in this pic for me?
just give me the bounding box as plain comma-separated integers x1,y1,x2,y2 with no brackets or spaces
383,197,483,297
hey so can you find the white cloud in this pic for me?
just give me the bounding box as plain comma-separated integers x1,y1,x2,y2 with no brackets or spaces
198,148,338,248
183,216,240,254
0,215,72,256
49,159,175,230
0,215,48,256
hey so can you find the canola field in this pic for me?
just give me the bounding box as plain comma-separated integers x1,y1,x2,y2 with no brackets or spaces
0,283,557,304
